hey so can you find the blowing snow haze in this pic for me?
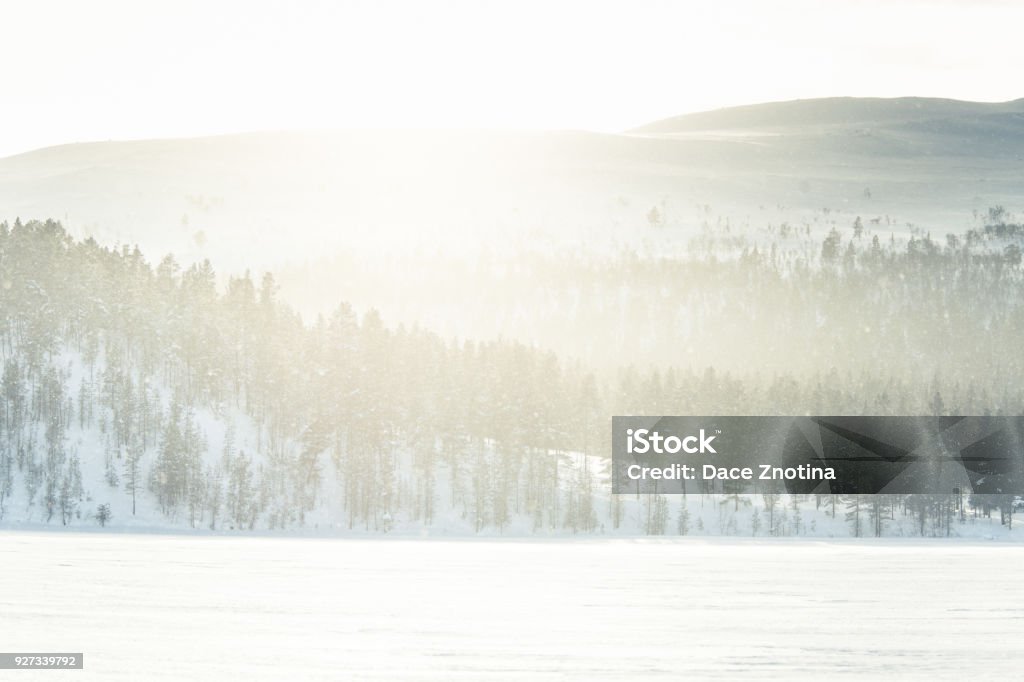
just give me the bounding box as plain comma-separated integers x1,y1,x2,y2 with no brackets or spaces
1,96,1022,361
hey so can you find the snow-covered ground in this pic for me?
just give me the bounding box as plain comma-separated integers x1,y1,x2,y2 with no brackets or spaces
3,532,1023,680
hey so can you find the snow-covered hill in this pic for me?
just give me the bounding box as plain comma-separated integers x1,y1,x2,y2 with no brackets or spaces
1,342,1018,539
2,217,1023,540
2,97,1022,331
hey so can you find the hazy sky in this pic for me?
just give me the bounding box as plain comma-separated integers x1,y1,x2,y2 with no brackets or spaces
2,0,1023,157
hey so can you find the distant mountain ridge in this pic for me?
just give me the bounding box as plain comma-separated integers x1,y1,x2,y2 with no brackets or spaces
632,96,1024,134
2,95,1024,332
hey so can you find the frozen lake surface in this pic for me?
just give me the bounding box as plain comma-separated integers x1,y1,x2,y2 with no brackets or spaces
3,533,1023,680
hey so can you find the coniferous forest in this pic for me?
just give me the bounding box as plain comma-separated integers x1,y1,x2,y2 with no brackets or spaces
1,215,1023,536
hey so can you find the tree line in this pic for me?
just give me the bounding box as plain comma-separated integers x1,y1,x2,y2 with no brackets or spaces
0,214,1021,535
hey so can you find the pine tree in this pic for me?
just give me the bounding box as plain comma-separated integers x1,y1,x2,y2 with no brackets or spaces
843,495,863,537
95,503,112,527
676,502,690,536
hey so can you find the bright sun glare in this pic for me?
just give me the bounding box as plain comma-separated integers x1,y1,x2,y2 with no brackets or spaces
1,0,1023,156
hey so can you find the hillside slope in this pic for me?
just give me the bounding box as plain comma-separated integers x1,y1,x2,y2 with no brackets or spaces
632,96,1024,134
1,98,1022,278
1,219,1022,538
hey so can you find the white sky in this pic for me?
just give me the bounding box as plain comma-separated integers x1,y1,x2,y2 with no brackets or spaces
2,0,1023,157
